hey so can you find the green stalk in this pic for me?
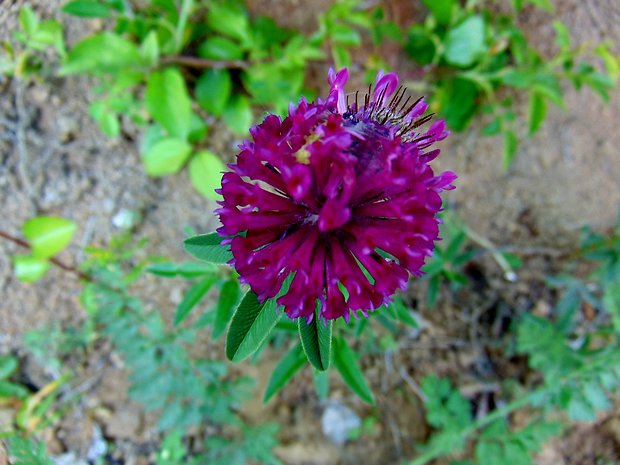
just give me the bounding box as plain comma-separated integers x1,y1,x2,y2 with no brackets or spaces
174,0,194,54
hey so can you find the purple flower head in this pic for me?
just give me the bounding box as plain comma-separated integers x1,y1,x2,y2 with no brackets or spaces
217,68,456,323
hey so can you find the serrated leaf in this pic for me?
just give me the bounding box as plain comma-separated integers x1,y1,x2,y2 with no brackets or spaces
263,343,306,402
226,291,282,362
62,1,111,17
23,216,77,259
213,279,240,339
195,69,232,116
298,312,332,371
146,68,192,140
174,275,217,325
183,232,233,264
142,137,192,176
188,150,225,200
332,336,374,404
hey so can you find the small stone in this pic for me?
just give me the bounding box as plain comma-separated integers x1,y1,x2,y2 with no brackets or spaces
112,209,140,229
321,400,361,445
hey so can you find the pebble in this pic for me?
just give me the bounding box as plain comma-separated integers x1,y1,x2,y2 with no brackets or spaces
321,400,361,445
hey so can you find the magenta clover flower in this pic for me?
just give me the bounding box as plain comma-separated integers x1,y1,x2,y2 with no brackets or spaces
216,68,456,323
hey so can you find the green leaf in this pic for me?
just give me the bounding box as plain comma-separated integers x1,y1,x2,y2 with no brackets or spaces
263,343,306,402
298,313,332,371
188,150,226,200
528,91,546,135
183,232,233,264
206,1,251,47
332,336,375,404
313,369,329,400
226,291,282,362
140,31,160,66
213,279,240,339
502,129,518,170
444,15,487,68
552,21,570,52
142,137,192,176
198,37,244,61
23,216,77,259
0,356,18,379
174,275,218,325
422,0,454,25
146,68,192,140
222,94,253,136
12,256,50,282
195,69,232,116
19,6,39,36
59,32,142,75
404,26,437,65
62,1,111,17
0,380,29,399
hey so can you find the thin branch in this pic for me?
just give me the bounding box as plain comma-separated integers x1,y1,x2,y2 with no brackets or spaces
159,55,250,69
14,78,38,214
0,229,92,282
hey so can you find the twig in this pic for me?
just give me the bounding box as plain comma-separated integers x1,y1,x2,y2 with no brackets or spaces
159,55,250,69
398,366,428,404
0,229,92,282
14,78,37,215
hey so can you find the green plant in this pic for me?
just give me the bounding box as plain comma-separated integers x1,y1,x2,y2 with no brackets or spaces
5,216,77,283
403,0,619,168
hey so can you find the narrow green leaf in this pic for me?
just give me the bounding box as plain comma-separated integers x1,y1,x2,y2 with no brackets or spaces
62,1,111,17
23,216,76,259
146,68,192,140
263,343,306,402
213,279,240,339
0,356,18,380
225,291,282,362
146,262,178,277
174,275,217,325
332,336,375,404
502,129,518,170
313,369,329,400
183,232,233,264
141,137,192,176
298,313,332,371
188,150,226,200
528,91,546,135
0,380,29,399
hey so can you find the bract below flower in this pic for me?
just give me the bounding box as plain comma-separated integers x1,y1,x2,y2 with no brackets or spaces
216,68,456,322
